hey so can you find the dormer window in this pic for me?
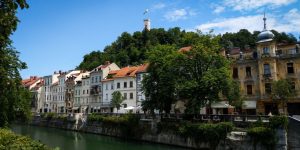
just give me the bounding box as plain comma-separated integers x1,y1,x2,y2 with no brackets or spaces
263,47,269,54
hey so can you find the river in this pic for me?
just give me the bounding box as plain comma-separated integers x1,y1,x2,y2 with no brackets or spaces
11,124,189,150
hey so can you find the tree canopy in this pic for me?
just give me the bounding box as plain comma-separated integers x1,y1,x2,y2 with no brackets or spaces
0,0,30,127
142,45,179,114
111,91,124,112
142,34,241,114
77,28,298,71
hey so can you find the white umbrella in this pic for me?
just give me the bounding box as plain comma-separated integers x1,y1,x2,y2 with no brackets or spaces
124,106,135,110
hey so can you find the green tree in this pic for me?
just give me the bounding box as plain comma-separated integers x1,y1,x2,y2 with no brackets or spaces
0,0,30,127
177,34,238,114
111,91,124,113
142,45,179,115
272,79,296,115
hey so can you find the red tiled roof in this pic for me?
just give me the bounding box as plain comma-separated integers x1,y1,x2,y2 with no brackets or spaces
114,66,138,78
178,46,192,53
136,63,149,73
22,76,40,88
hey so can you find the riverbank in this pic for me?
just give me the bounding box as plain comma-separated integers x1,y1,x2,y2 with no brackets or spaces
0,128,51,150
11,124,188,150
26,114,288,150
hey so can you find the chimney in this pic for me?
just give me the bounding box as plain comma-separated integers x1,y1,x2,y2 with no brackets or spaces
144,19,150,31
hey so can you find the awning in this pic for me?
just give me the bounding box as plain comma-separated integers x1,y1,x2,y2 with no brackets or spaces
124,106,135,110
243,101,257,109
211,101,234,108
72,107,79,110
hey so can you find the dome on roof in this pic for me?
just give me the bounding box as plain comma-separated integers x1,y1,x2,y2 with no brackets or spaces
257,30,274,42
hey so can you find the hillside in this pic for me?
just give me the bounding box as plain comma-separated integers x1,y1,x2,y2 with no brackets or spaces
77,27,298,71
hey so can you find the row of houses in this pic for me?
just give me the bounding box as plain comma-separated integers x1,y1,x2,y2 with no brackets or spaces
22,16,300,115
22,62,148,114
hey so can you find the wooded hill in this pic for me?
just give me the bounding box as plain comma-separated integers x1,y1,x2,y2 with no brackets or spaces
76,27,298,71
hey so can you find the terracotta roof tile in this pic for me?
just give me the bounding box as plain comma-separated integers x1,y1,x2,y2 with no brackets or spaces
178,46,192,53
136,63,149,73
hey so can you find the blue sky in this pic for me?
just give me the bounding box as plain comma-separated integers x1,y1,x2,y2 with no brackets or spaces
12,0,300,78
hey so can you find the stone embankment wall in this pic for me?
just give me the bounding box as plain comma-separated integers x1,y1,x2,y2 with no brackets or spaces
30,117,286,150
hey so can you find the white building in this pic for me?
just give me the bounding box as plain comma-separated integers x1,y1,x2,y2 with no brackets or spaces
135,64,148,109
41,73,59,113
73,72,90,113
22,76,43,113
89,62,120,113
102,66,140,113
50,81,59,113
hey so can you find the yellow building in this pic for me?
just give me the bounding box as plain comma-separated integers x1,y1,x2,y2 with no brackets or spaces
229,15,300,115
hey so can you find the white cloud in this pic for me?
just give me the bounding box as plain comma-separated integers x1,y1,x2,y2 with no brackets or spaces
152,3,166,10
195,9,300,34
223,0,296,11
164,8,197,21
213,6,225,14
164,9,188,21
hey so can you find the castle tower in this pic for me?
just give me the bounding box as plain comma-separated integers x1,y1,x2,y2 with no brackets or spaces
144,19,150,31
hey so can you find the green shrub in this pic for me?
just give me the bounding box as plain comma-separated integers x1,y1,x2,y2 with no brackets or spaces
178,122,233,148
47,113,56,119
247,127,277,150
269,116,288,129
0,128,51,150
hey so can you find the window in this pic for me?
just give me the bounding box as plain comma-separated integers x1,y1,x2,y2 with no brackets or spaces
263,47,269,54
264,64,271,76
111,83,114,90
287,63,294,74
247,85,252,95
233,67,238,79
123,104,127,108
137,74,141,81
123,93,127,99
87,90,89,94
83,90,85,94
117,82,120,89
106,94,108,100
130,93,133,99
106,84,108,90
265,83,272,94
291,82,296,91
92,77,94,83
124,82,127,88
130,81,133,88
95,76,98,83
289,49,296,55
246,67,252,77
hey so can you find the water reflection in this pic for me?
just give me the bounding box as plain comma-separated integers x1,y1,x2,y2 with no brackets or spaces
11,124,189,150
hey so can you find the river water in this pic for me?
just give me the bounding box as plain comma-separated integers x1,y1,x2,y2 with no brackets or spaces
11,124,189,150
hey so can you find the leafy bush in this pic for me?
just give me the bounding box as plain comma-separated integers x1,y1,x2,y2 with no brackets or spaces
46,113,56,120
0,128,51,150
269,116,288,129
178,122,233,148
247,127,277,150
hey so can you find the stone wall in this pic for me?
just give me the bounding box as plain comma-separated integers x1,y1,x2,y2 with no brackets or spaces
30,117,286,150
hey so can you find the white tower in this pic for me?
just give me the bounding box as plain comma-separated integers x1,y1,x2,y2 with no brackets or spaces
144,19,150,31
